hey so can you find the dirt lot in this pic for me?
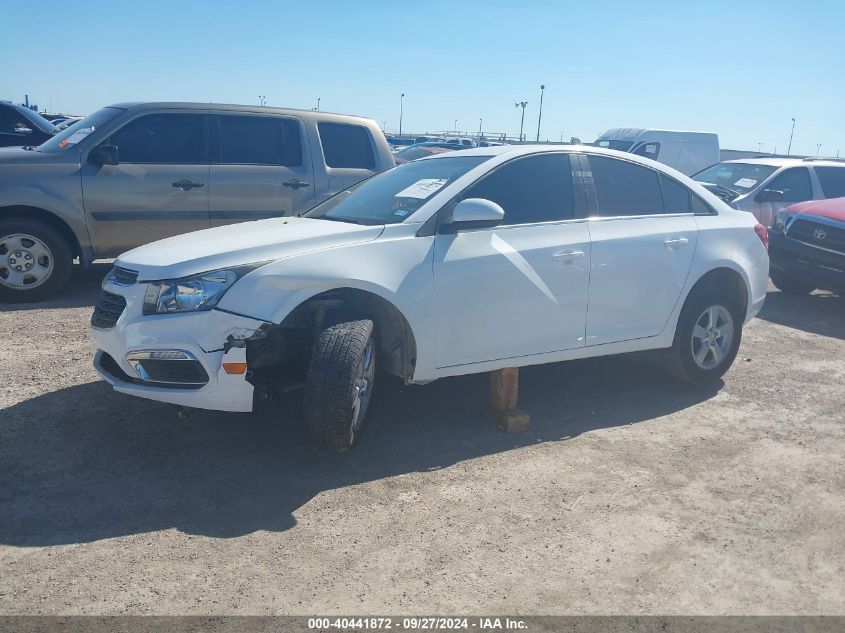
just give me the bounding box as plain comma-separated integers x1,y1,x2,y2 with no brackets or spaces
1,264,843,615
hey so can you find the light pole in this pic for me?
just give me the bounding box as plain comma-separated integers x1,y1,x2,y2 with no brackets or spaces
399,93,405,137
316,97,320,112
515,101,527,141
454,119,458,132
758,142,763,153
478,118,482,138
258,95,266,107
787,118,796,155
536,84,545,142
817,143,822,157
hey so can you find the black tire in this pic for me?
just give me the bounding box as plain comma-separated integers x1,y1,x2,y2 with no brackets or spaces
303,319,376,451
770,268,815,295
0,218,73,303
664,288,743,386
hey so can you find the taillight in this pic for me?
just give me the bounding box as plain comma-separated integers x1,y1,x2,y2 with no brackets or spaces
754,223,769,249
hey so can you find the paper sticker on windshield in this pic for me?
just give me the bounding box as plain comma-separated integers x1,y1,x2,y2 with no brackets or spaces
58,127,94,148
735,178,757,188
395,178,449,199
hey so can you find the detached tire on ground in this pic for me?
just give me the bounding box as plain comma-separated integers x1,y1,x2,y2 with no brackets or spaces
0,218,73,303
664,288,743,386
303,319,376,451
770,269,815,295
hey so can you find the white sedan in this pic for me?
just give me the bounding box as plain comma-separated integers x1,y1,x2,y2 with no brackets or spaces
91,145,770,450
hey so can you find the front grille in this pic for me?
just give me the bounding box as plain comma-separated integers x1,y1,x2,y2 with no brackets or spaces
91,291,127,329
133,358,209,385
787,218,845,254
97,352,207,390
108,266,139,285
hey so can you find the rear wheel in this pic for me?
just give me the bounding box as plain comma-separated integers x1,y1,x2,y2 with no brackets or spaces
303,319,376,451
770,269,815,295
664,288,742,385
0,219,73,303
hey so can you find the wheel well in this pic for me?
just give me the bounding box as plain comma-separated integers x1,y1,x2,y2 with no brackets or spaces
246,288,418,386
686,267,748,317
0,205,81,258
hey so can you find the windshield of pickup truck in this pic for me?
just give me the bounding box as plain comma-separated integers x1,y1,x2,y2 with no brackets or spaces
692,162,778,194
37,106,124,153
305,155,490,225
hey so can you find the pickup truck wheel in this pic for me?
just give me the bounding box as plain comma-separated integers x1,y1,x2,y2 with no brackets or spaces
770,269,815,295
0,219,73,303
664,288,742,386
303,319,376,451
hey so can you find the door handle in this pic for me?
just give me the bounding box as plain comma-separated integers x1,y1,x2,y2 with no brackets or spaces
551,250,584,265
283,179,310,190
664,237,689,251
172,179,204,191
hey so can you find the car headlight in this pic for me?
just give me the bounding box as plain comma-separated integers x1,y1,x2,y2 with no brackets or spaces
774,209,792,231
142,264,265,315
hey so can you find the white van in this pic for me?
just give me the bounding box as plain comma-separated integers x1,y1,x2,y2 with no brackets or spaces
595,128,719,176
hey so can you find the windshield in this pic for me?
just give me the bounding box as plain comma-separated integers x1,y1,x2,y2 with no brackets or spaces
37,107,124,153
594,139,634,151
305,156,490,225
692,162,777,194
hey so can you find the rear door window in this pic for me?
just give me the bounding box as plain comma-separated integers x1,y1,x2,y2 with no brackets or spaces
764,167,812,202
660,174,692,213
589,155,664,216
814,166,845,199
219,116,302,166
109,114,206,164
318,122,375,169
460,153,575,225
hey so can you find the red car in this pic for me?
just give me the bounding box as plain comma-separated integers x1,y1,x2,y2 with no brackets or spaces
768,196,845,294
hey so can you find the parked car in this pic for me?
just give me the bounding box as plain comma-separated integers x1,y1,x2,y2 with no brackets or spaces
692,158,845,228
90,145,769,451
0,102,394,302
56,117,84,131
0,102,58,148
394,142,464,164
594,128,719,176
768,196,845,295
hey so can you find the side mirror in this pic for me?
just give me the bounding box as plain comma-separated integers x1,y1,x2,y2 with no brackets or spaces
756,188,784,203
443,198,505,233
88,144,119,166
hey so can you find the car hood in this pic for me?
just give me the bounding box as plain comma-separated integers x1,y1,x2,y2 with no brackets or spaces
786,197,845,223
0,147,66,164
117,217,385,281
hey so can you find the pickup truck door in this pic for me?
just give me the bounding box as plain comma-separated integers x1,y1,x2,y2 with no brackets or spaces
432,153,590,368
208,115,314,226
81,112,211,257
582,154,699,345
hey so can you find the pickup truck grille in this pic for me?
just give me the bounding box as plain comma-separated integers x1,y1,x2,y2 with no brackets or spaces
92,291,127,329
787,218,845,255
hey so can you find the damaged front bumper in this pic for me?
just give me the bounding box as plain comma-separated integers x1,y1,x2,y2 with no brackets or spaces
91,280,268,413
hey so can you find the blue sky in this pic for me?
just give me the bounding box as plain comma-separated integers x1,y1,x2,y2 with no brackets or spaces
2,0,842,156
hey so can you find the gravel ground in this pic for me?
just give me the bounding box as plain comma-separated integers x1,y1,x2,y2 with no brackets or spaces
1,264,843,615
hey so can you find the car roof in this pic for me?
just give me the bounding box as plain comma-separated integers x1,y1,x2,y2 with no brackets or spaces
419,143,655,161
107,101,375,123
722,157,845,168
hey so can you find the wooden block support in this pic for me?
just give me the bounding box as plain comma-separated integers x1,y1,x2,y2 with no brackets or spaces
488,367,531,433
